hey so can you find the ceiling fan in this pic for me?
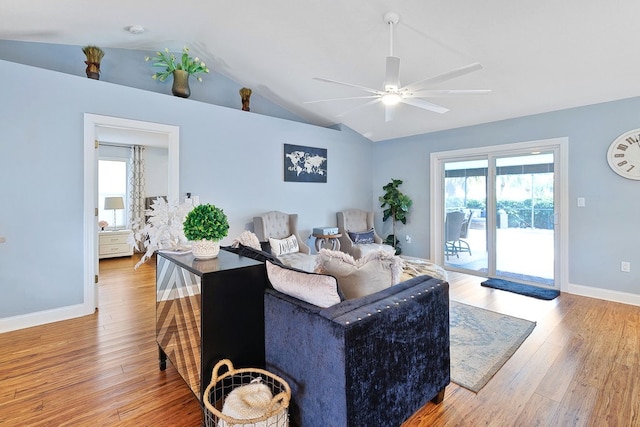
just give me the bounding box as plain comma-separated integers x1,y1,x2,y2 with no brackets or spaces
305,12,491,122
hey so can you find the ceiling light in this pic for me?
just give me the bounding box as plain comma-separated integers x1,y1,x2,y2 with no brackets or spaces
381,93,401,106
128,25,145,35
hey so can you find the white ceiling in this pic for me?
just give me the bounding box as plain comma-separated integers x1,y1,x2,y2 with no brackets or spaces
3,0,640,141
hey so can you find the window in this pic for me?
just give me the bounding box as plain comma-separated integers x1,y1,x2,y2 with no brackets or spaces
99,159,128,229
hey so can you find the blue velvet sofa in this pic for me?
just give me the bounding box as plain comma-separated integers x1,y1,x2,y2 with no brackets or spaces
264,272,450,426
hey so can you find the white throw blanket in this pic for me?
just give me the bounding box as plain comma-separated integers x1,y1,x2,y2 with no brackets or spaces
218,378,287,427
400,258,448,282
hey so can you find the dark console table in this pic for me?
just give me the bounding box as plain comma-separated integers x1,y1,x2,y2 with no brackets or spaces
156,249,266,402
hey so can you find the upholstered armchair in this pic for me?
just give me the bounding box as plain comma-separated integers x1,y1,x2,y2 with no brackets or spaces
337,209,395,259
253,211,315,271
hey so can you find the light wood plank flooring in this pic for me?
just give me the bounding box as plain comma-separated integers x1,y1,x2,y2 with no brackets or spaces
1,255,638,426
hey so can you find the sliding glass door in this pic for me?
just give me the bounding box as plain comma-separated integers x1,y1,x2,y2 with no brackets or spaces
494,152,555,285
433,139,566,289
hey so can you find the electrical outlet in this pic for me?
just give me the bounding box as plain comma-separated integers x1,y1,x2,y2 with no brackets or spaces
577,197,586,207
621,261,631,272
405,235,412,244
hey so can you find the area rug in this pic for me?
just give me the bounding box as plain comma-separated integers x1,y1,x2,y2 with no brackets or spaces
450,301,536,393
481,278,560,300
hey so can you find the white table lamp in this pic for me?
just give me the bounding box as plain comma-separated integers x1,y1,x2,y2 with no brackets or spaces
104,196,125,230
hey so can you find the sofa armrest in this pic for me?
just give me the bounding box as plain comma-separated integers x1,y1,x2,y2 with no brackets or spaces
265,275,450,426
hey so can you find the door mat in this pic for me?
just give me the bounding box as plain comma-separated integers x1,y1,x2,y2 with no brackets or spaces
481,278,560,300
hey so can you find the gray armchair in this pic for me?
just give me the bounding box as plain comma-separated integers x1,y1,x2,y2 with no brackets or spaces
253,211,315,271
336,209,395,259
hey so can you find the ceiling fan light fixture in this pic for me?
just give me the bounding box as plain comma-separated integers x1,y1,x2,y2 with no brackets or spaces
381,92,402,106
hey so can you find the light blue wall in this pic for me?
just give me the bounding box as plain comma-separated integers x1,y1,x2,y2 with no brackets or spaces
0,40,307,125
373,98,640,294
0,59,372,318
2,39,639,322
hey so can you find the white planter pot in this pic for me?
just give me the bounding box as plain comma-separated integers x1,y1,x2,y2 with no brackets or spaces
191,239,220,259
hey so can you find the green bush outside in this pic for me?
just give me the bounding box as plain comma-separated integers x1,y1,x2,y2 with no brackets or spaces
446,198,554,229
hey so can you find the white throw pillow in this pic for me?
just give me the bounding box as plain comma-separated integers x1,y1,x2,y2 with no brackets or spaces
230,230,262,251
314,249,404,300
266,260,341,308
269,234,299,256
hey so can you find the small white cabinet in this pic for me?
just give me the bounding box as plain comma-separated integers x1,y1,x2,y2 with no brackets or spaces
99,229,133,259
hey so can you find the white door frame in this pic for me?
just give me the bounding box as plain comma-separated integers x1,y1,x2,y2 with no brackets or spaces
430,137,569,291
83,114,180,311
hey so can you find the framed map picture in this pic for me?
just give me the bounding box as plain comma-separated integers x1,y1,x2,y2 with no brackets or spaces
284,144,327,183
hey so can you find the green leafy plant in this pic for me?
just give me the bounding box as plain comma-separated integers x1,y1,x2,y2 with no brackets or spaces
145,47,210,82
379,178,413,254
183,204,229,241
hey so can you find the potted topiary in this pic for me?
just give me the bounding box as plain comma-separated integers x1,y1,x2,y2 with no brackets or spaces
379,178,413,255
183,203,229,259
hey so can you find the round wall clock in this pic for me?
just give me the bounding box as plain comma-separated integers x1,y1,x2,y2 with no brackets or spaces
607,129,640,180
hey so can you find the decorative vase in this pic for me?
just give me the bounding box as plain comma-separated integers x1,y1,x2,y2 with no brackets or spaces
172,70,191,98
85,61,101,80
191,239,220,259
240,87,252,111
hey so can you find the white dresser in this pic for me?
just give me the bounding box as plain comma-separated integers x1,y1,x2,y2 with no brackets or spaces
99,229,134,259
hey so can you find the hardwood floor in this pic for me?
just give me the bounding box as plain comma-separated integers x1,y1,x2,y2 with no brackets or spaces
1,255,638,426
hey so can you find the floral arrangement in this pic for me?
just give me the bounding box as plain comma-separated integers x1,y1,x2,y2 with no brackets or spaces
183,203,229,241
98,220,108,230
145,47,210,82
130,197,193,269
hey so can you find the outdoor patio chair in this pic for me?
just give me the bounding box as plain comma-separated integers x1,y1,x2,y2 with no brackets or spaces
445,211,472,260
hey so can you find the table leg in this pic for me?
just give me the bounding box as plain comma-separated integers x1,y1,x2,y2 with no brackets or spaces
159,345,167,371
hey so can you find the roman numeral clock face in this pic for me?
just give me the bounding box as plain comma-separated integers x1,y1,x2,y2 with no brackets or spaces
607,129,640,180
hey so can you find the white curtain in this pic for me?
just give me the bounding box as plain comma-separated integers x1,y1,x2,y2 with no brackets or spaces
129,145,146,245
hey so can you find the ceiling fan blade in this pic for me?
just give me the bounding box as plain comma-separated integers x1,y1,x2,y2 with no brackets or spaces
336,98,381,117
304,95,380,104
402,62,484,93
384,56,400,91
410,89,492,98
312,77,381,95
384,104,396,122
400,97,449,114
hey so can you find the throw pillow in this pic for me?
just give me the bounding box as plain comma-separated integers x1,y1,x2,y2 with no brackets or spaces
265,260,342,308
314,249,404,300
269,234,299,256
230,230,262,251
348,228,375,244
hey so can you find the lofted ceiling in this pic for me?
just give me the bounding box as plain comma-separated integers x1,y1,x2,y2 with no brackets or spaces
2,0,640,142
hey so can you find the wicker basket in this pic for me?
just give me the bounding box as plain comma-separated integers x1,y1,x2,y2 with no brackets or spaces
204,359,291,427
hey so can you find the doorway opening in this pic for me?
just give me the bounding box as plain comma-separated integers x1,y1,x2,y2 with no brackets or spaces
83,114,180,312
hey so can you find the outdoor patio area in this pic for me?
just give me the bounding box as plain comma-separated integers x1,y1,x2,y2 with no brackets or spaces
445,225,554,286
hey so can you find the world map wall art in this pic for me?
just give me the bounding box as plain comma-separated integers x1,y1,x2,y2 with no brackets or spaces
284,143,327,183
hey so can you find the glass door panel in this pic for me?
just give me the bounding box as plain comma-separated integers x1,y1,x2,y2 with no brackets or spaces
443,159,488,273
494,153,555,285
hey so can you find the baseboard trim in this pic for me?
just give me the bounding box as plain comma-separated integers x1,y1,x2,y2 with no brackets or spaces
0,303,95,334
567,283,640,307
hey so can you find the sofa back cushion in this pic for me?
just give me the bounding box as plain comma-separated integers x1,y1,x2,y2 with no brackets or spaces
265,260,342,308
315,249,404,300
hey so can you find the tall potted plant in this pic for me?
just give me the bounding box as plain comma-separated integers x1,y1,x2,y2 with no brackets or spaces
183,203,229,259
379,178,412,255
